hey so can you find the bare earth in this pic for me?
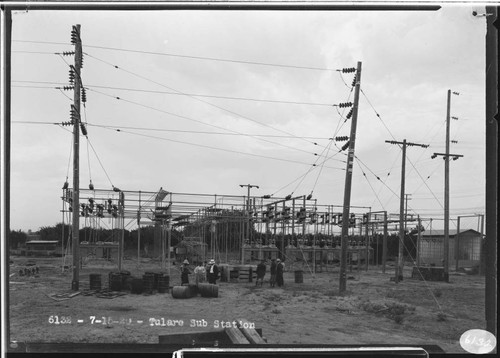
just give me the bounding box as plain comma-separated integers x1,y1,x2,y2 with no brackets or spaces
8,256,486,353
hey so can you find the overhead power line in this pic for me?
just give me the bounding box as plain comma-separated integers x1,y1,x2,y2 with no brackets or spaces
87,123,331,140
84,52,330,149
13,40,338,71
360,88,397,141
97,125,345,171
86,137,115,189
15,81,349,158
13,120,345,172
12,81,333,107
87,87,323,157
11,120,332,141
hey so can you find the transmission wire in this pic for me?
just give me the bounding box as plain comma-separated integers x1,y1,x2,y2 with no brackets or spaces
86,137,115,188
87,87,324,157
96,125,344,170
84,52,331,149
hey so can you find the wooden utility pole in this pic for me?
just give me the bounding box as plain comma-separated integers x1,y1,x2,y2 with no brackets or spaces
313,199,317,274
239,184,259,264
137,191,141,267
71,25,82,291
167,193,172,277
416,215,421,267
339,61,362,293
385,139,428,283
366,210,372,270
302,196,306,236
118,191,125,271
444,90,452,281
382,211,387,273
431,89,463,282
282,201,286,260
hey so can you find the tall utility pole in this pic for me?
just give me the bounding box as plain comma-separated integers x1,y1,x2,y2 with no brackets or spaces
339,61,362,293
71,25,82,291
239,184,259,264
431,89,463,282
385,139,428,283
167,192,172,278
416,215,422,267
137,191,141,268
382,211,388,273
118,191,125,271
364,212,369,271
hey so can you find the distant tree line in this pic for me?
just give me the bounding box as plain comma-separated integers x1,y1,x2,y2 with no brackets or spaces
8,223,182,253
9,221,424,261
8,230,28,249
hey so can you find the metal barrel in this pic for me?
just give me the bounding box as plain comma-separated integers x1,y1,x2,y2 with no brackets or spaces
198,283,218,298
157,274,170,293
145,271,159,290
130,278,143,294
143,272,155,294
119,270,131,285
294,270,303,283
171,285,192,299
122,275,135,291
188,284,199,297
89,273,102,290
109,272,122,291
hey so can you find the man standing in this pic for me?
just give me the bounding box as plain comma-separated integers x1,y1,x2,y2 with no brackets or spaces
194,261,206,285
181,259,190,285
276,258,284,287
269,258,277,287
207,259,219,284
256,260,266,286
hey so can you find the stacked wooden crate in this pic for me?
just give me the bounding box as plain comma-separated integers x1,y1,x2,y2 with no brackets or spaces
236,265,255,283
226,264,257,283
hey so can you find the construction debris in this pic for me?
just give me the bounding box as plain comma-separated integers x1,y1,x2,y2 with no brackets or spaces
81,288,127,299
46,291,81,301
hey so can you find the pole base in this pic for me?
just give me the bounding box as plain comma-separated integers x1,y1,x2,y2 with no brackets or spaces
71,280,79,291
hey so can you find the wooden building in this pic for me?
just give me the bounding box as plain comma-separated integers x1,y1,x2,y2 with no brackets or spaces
419,229,483,268
24,240,59,256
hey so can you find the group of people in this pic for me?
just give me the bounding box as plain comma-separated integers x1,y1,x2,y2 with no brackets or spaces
181,257,285,288
256,258,285,287
181,259,219,285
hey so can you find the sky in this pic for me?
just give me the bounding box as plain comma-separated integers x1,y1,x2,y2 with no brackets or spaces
8,3,488,234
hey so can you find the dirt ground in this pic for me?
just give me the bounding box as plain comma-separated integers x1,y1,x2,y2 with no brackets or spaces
8,255,487,353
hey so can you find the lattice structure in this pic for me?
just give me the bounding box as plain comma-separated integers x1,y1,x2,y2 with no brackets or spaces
61,187,385,270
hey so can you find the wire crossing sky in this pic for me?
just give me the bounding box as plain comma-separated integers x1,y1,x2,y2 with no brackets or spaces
9,7,486,231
